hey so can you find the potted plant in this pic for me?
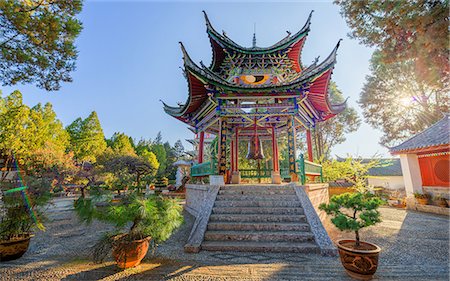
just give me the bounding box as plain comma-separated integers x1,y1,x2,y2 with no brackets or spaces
74,192,183,269
413,192,431,205
319,192,384,280
0,177,51,261
433,194,448,208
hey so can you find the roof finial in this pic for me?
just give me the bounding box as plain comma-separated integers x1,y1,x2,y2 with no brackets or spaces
252,23,257,48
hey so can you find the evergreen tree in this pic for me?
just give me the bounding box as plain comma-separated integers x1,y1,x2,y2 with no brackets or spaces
151,144,167,175
173,140,185,159
67,111,107,163
154,131,163,145
108,132,136,156
0,1,83,91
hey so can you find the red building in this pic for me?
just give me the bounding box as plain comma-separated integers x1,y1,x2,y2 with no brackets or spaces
390,115,449,204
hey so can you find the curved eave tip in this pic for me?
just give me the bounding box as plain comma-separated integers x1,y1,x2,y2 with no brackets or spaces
203,10,212,28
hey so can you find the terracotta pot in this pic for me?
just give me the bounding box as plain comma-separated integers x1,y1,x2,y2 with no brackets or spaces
437,200,448,208
112,235,151,269
0,234,34,262
416,198,428,205
336,239,381,281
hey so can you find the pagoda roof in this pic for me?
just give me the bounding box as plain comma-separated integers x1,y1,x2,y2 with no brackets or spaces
390,115,449,154
163,40,345,121
204,10,312,72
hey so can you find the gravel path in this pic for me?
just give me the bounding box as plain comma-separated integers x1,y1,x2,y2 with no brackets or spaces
0,197,448,280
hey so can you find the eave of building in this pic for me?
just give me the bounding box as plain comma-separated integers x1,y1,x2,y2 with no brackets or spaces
205,11,311,73
162,31,346,127
390,144,450,155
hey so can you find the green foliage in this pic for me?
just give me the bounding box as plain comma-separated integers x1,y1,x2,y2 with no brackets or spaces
74,193,183,262
413,192,431,199
319,192,384,244
334,0,449,88
151,144,167,175
0,176,52,240
322,157,381,193
154,176,168,188
67,111,107,163
108,132,136,156
358,52,448,146
0,91,74,183
0,0,83,91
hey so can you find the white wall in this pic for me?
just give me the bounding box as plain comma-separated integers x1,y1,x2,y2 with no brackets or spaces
368,176,405,190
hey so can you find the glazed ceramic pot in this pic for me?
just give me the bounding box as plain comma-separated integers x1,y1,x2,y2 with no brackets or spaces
336,239,381,281
112,235,151,269
0,234,34,262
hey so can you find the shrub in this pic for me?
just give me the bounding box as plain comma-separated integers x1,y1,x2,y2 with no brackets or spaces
413,192,431,199
319,192,384,247
74,192,183,262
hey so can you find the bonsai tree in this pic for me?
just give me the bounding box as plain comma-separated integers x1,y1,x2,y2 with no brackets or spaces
74,192,183,267
319,192,384,247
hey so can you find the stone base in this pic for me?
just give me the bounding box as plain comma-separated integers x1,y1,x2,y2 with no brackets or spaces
209,175,225,185
231,172,241,184
271,171,281,184
406,197,450,216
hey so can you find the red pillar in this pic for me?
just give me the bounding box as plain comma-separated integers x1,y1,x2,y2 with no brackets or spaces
272,126,279,172
306,129,313,162
231,140,235,172
235,127,239,171
198,131,204,164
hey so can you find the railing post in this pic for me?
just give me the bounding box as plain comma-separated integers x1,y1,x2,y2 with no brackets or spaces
299,154,306,185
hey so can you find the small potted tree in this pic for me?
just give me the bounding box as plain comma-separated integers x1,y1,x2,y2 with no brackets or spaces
75,192,183,269
320,192,384,280
0,177,51,261
413,192,431,205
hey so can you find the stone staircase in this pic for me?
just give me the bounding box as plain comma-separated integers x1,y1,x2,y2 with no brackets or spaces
201,185,321,253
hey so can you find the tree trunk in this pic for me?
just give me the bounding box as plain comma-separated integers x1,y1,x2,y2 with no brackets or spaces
355,231,360,247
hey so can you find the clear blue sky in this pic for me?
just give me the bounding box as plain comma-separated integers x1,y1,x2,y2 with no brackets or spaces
1,0,391,158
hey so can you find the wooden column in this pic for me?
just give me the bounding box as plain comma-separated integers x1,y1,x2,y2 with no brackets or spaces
287,117,298,182
218,118,227,175
198,131,205,164
306,129,313,162
231,126,241,184
230,140,235,172
271,125,281,184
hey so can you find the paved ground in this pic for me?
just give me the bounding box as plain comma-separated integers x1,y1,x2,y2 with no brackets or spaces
0,197,449,281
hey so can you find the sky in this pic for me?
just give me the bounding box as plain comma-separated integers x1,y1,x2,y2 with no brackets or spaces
1,0,391,158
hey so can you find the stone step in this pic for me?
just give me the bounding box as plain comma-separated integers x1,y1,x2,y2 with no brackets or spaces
215,195,298,201
204,230,315,242
212,207,304,215
218,189,296,195
207,222,310,231
214,200,301,207
201,241,320,253
209,214,306,223
220,185,292,191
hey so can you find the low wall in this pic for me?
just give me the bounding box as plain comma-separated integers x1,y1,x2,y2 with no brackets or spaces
304,183,330,222
185,184,214,217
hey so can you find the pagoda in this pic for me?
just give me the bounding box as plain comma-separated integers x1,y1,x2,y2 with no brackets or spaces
163,11,346,184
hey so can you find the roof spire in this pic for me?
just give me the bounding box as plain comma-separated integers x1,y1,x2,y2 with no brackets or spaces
252,23,257,48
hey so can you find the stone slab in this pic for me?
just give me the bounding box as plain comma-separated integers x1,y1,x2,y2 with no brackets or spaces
184,185,220,253
293,184,337,256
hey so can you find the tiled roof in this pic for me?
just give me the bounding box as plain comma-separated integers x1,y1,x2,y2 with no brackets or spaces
367,158,402,177
390,115,449,153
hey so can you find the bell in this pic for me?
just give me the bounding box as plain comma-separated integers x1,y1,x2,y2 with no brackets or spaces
246,135,265,160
